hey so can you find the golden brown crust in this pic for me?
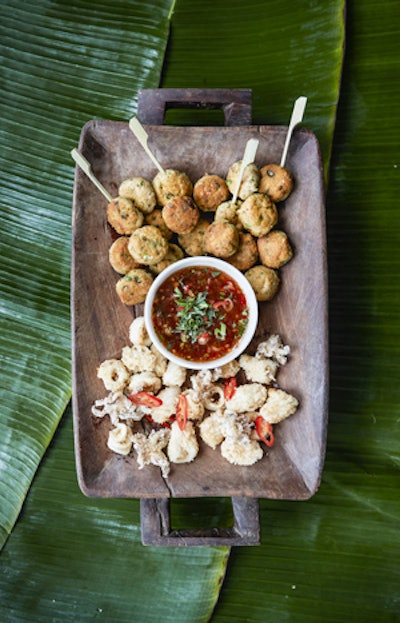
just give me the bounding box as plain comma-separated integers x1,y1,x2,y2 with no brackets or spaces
244,265,280,301
127,225,169,265
204,220,240,258
118,177,157,214
257,230,293,268
178,219,210,256
152,169,193,206
193,174,230,212
226,232,259,271
106,197,144,235
237,193,278,237
109,236,140,274
259,164,294,202
115,269,153,305
162,196,199,234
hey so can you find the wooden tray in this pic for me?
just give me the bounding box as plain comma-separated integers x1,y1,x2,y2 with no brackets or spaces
71,89,328,546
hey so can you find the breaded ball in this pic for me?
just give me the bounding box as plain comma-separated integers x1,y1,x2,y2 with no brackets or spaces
108,236,140,274
245,265,280,301
226,232,259,271
144,208,173,240
259,164,294,202
118,176,157,214
115,268,153,305
237,193,278,237
257,230,293,268
193,174,230,212
128,225,169,265
178,219,209,256
149,243,184,274
204,220,240,258
152,169,193,206
226,161,260,200
214,200,243,229
107,197,144,235
162,196,199,235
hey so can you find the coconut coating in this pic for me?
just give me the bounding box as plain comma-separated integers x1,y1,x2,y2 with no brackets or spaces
107,197,144,235
178,219,209,256
152,169,193,206
226,232,259,271
214,200,243,229
115,269,153,305
257,230,293,268
162,196,199,235
245,265,280,301
259,164,294,202
204,220,240,258
144,208,173,240
118,177,157,214
109,236,140,274
149,243,184,274
128,225,169,265
226,161,260,200
237,193,278,237
193,174,230,212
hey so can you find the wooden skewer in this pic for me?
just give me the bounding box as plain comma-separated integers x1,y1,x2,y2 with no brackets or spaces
231,138,259,206
280,96,307,168
71,149,113,202
129,117,165,174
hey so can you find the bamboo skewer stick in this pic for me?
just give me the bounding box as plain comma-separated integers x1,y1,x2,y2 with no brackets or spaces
129,117,165,173
280,96,307,168
71,149,113,202
231,138,259,206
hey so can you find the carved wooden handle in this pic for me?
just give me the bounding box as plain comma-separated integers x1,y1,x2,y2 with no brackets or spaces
140,497,260,546
137,88,252,126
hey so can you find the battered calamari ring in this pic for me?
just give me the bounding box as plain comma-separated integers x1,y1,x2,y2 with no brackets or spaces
97,358,130,392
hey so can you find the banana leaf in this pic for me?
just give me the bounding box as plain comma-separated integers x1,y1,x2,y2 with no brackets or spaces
2,0,399,621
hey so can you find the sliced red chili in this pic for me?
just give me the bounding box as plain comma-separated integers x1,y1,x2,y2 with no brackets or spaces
212,299,234,312
255,416,275,447
176,394,188,431
224,377,237,400
128,392,163,408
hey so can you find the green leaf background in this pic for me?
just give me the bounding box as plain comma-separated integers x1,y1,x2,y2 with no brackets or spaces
1,0,399,621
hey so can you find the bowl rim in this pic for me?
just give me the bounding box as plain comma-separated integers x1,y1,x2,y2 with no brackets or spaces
144,256,258,370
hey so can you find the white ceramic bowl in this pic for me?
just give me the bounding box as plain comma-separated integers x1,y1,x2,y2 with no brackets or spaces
144,256,258,370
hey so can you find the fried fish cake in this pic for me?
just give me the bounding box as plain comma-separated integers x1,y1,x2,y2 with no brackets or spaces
152,169,193,206
259,164,294,202
214,200,243,229
178,219,209,256
226,232,259,271
204,220,240,258
162,196,199,235
128,225,169,265
193,174,230,212
115,268,153,305
109,236,140,274
237,193,278,237
244,265,280,301
107,197,144,235
118,176,157,214
257,230,293,268
226,161,260,200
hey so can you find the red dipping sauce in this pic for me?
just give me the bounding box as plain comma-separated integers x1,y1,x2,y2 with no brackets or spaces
151,266,249,363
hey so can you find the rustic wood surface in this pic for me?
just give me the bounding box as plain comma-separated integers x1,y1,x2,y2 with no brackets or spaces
71,92,328,504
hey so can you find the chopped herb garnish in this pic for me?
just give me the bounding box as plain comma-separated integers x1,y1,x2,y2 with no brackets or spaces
173,287,217,344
